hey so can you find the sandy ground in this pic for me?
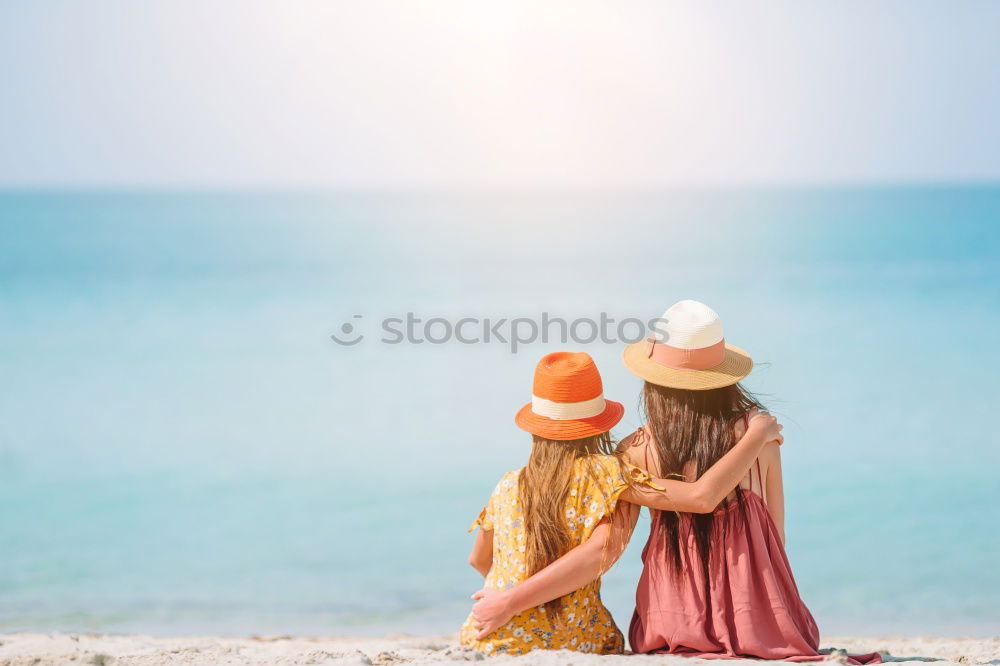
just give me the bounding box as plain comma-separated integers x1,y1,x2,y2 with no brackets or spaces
0,634,996,666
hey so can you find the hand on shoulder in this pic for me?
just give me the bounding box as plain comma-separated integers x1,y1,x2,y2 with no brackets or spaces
747,409,784,446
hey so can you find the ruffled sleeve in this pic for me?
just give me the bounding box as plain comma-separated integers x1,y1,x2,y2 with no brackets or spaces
468,503,494,532
469,471,515,532
573,455,663,541
624,461,662,489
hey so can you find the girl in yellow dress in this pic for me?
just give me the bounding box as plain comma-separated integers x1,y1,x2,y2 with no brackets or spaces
458,351,782,655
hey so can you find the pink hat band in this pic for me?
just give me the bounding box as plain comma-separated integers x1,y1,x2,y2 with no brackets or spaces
646,337,726,370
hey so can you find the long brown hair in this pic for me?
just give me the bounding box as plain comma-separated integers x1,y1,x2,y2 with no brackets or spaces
642,381,763,576
518,432,617,623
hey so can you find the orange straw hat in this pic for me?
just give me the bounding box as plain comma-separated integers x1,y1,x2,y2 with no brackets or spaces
622,300,753,390
515,351,625,441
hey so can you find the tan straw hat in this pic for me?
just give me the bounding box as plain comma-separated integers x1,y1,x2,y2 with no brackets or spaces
622,300,753,390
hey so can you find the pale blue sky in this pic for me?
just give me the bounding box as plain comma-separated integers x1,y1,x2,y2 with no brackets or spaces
1,0,998,188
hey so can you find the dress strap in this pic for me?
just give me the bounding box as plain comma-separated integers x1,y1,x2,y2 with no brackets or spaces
755,458,765,502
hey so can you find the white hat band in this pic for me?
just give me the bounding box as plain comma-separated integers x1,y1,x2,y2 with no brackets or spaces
531,394,607,420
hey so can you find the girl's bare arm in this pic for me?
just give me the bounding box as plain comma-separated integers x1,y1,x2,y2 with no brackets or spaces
470,502,639,639
468,527,494,577
764,444,786,544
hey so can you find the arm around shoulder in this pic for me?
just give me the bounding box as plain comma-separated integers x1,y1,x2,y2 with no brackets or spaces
621,410,783,514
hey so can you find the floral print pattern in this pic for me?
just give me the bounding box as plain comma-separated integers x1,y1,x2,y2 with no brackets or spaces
459,454,656,656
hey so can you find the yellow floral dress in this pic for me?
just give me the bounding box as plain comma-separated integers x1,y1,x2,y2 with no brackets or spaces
459,454,657,656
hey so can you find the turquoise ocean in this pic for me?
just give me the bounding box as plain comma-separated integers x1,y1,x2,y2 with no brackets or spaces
1,188,998,638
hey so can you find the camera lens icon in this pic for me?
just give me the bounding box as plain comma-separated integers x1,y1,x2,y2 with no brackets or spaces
331,315,364,346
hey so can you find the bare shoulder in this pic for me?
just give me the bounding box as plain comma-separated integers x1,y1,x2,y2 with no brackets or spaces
760,441,781,463
732,412,778,470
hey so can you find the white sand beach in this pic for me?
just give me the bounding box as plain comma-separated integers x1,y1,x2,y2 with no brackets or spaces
1,634,996,666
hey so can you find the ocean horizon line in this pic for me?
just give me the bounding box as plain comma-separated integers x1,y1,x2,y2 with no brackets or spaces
1,180,999,197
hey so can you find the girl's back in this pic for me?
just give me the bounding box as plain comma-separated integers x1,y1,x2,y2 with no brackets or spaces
617,300,878,662
626,422,820,659
459,454,648,655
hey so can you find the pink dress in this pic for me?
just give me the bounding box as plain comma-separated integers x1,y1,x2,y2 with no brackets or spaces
628,428,881,663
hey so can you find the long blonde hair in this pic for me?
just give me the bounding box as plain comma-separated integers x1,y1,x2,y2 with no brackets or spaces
517,432,618,624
